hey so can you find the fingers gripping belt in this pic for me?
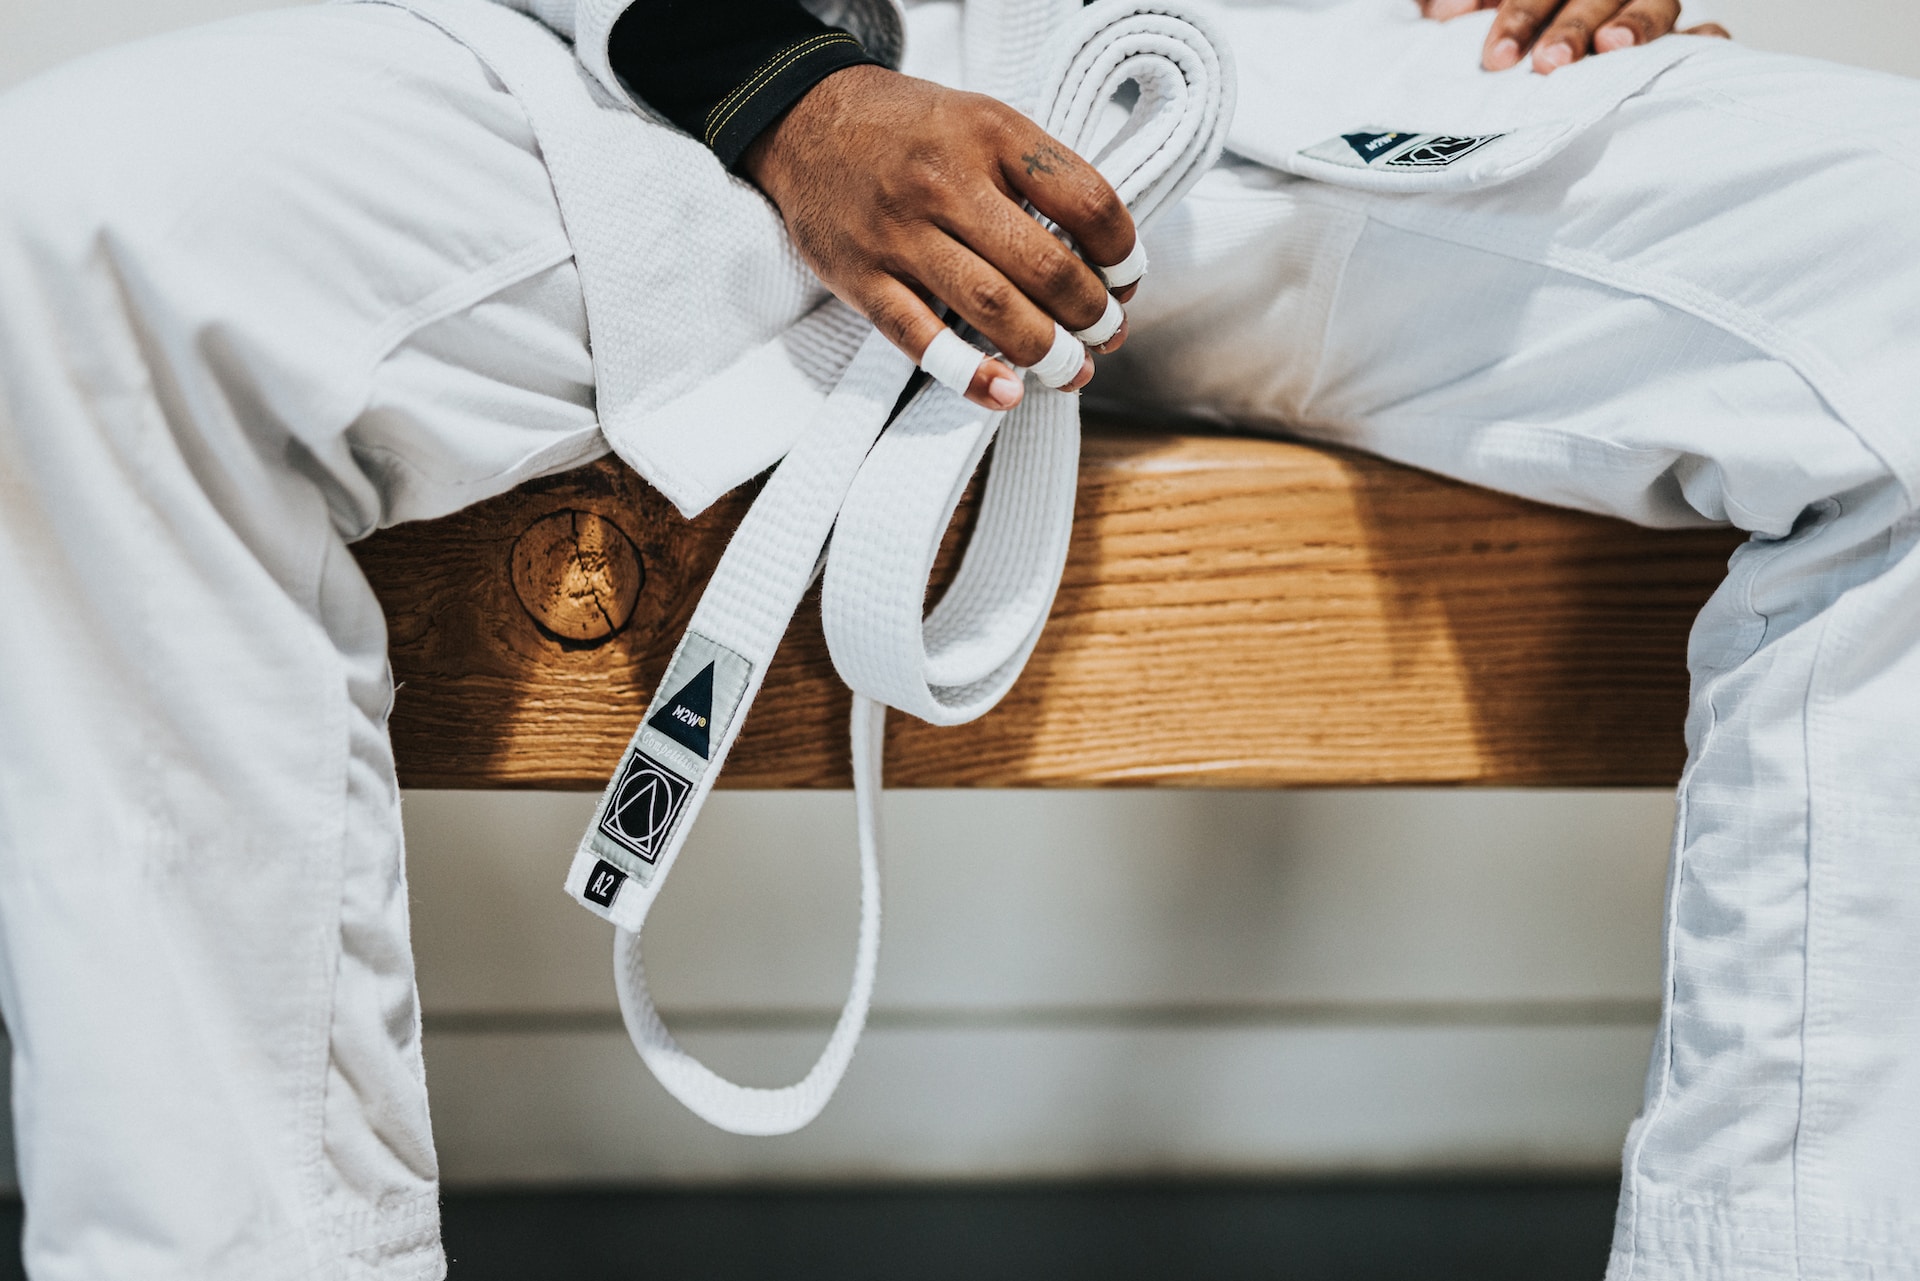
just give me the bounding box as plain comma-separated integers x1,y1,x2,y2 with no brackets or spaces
564,0,1235,1138
1074,294,1126,347
920,328,989,397
1029,323,1087,389
920,301,1120,399
1096,240,1148,290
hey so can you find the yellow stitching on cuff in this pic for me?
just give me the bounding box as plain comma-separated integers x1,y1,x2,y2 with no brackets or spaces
704,32,849,127
704,32,855,143
704,32,860,146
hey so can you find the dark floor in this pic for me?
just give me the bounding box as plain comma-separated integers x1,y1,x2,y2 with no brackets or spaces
0,1179,1620,1279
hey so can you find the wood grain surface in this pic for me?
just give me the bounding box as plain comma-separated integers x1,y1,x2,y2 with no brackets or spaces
354,422,1743,790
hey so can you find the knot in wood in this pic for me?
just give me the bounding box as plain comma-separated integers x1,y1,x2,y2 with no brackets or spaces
509,510,643,644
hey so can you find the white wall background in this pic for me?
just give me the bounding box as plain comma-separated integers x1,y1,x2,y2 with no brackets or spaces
2,0,1914,1189
407,788,1674,1182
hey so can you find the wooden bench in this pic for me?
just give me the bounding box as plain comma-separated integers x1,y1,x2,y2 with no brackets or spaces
356,416,1742,791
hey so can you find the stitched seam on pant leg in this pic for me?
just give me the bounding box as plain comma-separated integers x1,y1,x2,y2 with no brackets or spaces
345,254,608,527
289,562,356,1278
1680,85,1920,182
1288,208,1369,424
1787,518,1847,1281
302,233,579,463
1346,206,1917,520
346,430,610,539
1614,513,1827,1279
1792,618,1823,1281
356,233,575,377
1339,411,1722,506
1784,508,1913,1279
322,235,584,509
1729,503,1840,1281
1615,791,1683,1281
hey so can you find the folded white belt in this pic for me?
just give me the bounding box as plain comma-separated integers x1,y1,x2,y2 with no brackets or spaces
563,0,1234,1137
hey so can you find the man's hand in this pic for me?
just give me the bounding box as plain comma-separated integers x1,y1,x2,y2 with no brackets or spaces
741,64,1137,411
1419,0,1730,74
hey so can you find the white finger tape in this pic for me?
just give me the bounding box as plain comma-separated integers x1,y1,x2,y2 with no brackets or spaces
1097,240,1148,290
1072,294,1124,347
1027,323,1086,390
919,328,987,396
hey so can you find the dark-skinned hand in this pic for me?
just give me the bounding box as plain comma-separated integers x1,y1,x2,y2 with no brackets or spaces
1419,0,1731,74
741,64,1137,412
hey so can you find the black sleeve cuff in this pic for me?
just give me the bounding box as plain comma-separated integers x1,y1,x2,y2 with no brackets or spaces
608,1,882,170
701,34,878,167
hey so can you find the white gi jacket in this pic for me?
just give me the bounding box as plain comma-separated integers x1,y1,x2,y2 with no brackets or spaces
3,2,1915,1277
397,0,1714,517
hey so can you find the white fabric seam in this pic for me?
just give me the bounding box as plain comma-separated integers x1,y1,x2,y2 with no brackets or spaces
359,234,575,377
1350,205,1916,513
1682,84,1920,182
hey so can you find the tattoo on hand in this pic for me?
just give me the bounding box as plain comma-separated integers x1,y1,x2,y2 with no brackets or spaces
1021,142,1070,178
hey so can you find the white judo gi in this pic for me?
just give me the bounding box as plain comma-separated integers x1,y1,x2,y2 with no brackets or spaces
0,0,1915,1275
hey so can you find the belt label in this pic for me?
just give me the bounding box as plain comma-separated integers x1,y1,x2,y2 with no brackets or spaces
581,630,754,897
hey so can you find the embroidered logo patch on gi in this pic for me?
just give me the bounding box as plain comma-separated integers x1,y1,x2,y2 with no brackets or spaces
1382,134,1501,169
1343,131,1418,163
582,858,628,908
1304,130,1507,174
598,751,693,863
647,661,715,759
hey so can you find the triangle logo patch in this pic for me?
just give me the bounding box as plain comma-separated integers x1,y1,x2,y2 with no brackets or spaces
648,661,715,759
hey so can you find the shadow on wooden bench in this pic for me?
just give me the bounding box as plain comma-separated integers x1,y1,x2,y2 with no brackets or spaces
355,417,1742,790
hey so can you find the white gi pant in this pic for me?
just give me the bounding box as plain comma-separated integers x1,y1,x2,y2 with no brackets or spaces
0,7,603,1277
0,8,1916,1281
1108,44,1920,1279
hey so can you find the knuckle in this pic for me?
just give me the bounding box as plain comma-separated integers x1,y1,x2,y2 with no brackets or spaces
1548,13,1592,39
1034,245,1086,299
962,276,1015,323
871,191,911,233
969,92,1016,127
1003,327,1054,368
901,159,956,208
864,294,916,346
1067,179,1113,224
994,108,1039,146
891,142,973,212
874,311,921,357
1064,180,1124,237
976,103,1029,155
870,171,926,228
1619,12,1658,38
